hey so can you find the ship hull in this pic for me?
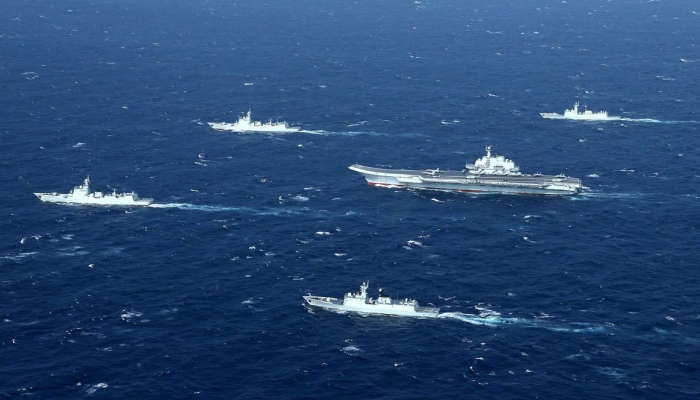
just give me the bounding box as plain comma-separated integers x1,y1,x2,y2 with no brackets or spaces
303,296,439,318
349,165,581,196
34,193,153,206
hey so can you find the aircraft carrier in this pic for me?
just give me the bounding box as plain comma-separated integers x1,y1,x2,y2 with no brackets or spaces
349,146,583,196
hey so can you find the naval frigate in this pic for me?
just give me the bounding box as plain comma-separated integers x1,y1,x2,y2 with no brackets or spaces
541,102,621,121
34,176,153,206
208,110,300,133
349,146,583,196
303,281,440,318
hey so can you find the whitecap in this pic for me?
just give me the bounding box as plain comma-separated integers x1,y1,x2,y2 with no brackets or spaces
586,174,600,178
120,310,142,322
406,240,423,247
85,383,109,394
315,231,331,236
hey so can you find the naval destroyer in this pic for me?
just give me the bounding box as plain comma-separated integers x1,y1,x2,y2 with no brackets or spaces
303,281,440,318
208,110,300,133
541,102,621,121
349,146,583,196
34,176,153,206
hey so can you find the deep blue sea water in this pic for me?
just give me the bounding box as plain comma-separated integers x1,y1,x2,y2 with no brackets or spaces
2,0,700,398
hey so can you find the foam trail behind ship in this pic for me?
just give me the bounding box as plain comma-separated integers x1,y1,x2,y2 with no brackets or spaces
148,203,301,216
545,116,700,124
303,130,429,137
438,312,610,334
620,117,700,124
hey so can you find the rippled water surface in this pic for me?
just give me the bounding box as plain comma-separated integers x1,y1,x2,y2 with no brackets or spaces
2,0,699,398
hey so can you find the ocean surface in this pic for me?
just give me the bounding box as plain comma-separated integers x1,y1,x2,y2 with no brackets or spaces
2,0,700,398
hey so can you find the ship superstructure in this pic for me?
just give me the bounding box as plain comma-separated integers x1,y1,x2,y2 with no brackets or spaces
349,146,583,196
303,281,440,318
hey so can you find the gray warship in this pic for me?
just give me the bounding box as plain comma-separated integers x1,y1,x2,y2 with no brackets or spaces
34,176,153,206
303,281,440,318
208,110,300,133
349,146,583,196
541,102,621,121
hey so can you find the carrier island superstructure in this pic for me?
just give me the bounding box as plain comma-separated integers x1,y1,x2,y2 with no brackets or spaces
349,146,583,196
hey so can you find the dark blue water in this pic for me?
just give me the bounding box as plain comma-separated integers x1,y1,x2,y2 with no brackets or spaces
2,0,700,398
